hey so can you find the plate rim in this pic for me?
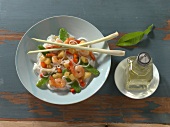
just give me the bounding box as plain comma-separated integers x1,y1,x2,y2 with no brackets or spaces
15,15,111,105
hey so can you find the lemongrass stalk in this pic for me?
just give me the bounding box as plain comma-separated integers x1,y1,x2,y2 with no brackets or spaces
29,38,125,56
27,48,67,54
29,32,119,54
78,32,119,46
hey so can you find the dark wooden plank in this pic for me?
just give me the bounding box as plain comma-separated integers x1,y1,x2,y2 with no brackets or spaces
1,92,170,123
0,121,170,127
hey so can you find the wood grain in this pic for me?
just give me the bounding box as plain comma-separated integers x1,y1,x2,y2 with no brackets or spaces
0,29,23,44
1,92,170,123
0,121,170,127
156,20,170,40
1,0,170,124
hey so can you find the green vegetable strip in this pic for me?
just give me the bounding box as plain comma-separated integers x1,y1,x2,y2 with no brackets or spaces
84,65,100,76
36,77,49,88
70,80,81,93
80,61,100,76
38,45,49,55
62,68,68,75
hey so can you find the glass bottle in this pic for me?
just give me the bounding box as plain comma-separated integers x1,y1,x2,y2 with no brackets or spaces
125,52,153,91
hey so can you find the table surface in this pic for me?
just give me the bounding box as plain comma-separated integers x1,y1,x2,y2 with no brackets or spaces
0,0,170,126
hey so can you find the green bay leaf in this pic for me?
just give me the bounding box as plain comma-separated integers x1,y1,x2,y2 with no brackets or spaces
116,31,144,46
116,24,153,47
144,24,153,35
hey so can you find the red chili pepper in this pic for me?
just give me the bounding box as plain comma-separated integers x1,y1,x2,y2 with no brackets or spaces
79,79,86,88
80,81,86,87
69,60,73,66
40,73,44,78
46,53,56,57
41,62,47,68
70,88,75,93
75,40,81,44
73,53,79,63
73,53,78,58
66,50,72,55
89,51,96,61
73,58,78,63
57,68,62,73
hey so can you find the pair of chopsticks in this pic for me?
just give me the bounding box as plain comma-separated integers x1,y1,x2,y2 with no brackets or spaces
27,32,125,56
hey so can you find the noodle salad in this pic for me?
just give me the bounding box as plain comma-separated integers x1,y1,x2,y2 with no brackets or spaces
33,28,100,94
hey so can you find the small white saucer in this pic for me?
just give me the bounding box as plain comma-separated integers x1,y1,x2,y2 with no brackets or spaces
114,58,160,99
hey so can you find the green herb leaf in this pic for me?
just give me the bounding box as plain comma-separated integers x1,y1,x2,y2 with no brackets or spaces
80,61,100,76
70,80,81,93
65,78,72,82
144,24,153,35
84,65,100,76
59,28,69,42
62,68,68,75
38,45,49,55
116,24,153,46
36,77,49,88
116,32,144,46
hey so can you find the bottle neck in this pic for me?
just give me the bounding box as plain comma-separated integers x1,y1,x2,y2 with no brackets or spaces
134,57,149,69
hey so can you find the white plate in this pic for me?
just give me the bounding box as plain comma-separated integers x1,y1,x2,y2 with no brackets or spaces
114,57,160,99
15,16,111,105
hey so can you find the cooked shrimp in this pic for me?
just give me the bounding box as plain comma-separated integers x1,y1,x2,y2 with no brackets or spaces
79,50,89,57
69,40,78,45
70,63,85,78
52,56,62,64
49,77,66,88
64,37,75,44
56,38,63,43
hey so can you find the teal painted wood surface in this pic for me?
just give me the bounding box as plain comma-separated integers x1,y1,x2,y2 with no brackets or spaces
0,0,170,124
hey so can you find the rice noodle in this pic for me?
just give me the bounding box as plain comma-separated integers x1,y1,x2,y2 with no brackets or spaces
47,35,56,42
77,37,88,41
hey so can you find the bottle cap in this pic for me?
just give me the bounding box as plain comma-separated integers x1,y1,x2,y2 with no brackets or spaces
137,52,151,66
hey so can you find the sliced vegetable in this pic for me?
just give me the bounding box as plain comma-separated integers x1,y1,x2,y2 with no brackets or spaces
80,61,100,76
57,68,62,73
41,62,47,68
70,88,76,93
65,77,72,82
46,53,56,57
38,45,49,55
84,65,100,76
40,73,44,78
64,72,70,77
69,74,76,81
89,51,96,61
59,28,69,42
36,77,48,88
62,68,68,75
73,53,79,63
75,40,81,44
78,79,86,88
116,24,153,46
83,72,92,80
80,56,88,63
69,80,81,93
